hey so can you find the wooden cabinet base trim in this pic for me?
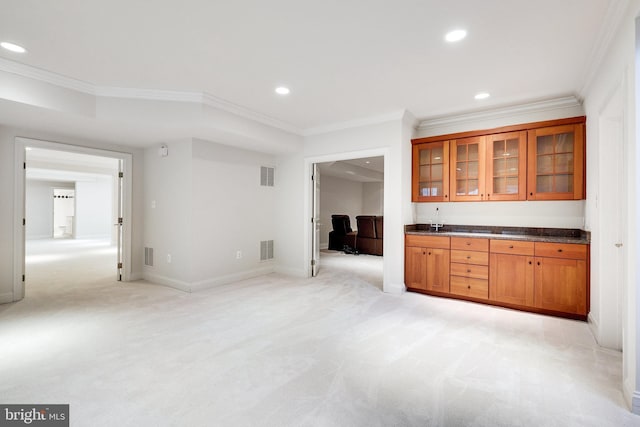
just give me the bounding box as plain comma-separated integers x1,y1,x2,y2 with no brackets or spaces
406,288,587,321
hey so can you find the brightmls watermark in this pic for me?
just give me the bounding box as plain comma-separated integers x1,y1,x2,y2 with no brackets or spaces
0,405,68,426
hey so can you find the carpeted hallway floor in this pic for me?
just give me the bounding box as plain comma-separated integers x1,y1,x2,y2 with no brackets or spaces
0,239,638,426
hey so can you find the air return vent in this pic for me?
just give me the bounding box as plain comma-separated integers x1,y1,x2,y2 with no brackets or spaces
260,166,274,187
144,247,154,266
260,240,274,261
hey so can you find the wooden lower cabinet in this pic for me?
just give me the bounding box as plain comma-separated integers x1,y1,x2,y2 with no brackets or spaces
489,253,535,306
534,256,587,316
405,235,450,293
406,235,589,319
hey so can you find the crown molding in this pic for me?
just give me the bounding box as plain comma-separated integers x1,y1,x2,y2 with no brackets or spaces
0,57,302,135
302,110,406,136
417,95,583,130
579,0,630,97
0,57,95,94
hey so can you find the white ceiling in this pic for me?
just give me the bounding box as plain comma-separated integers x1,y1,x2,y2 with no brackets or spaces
318,156,384,183
0,0,618,143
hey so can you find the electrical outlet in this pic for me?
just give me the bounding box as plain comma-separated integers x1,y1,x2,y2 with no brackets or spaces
167,254,172,263
236,250,242,259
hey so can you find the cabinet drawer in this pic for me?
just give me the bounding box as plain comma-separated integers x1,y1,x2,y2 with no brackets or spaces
490,239,534,256
450,250,489,265
451,237,489,252
451,263,488,279
450,276,489,299
406,234,450,249
534,242,587,260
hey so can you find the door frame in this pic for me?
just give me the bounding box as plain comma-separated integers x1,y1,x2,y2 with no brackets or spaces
13,137,133,300
304,148,388,279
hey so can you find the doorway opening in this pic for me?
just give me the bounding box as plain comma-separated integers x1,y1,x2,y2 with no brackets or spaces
53,188,75,238
311,155,384,290
14,137,132,301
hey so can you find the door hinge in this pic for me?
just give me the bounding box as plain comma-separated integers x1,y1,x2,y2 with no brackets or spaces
22,274,25,282
23,162,26,169
118,262,123,269
119,172,123,178
22,218,25,226
311,259,316,266
118,217,123,224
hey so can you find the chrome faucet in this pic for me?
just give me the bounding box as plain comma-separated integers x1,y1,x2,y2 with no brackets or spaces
431,207,444,232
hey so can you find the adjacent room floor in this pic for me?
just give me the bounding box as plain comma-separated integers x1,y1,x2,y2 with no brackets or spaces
1,239,638,426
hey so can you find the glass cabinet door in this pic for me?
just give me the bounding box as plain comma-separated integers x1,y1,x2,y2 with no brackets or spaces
450,136,485,201
412,141,449,202
486,131,527,201
527,124,584,200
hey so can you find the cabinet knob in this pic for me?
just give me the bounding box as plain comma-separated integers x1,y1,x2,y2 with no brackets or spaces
466,242,471,246
508,245,514,249
467,285,471,289
428,252,431,255
537,261,541,266
445,195,448,198
529,261,532,265
466,256,471,259
467,269,471,273
557,249,563,253
530,192,533,196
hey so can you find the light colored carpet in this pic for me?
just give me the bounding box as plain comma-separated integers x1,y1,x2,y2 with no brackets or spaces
0,239,638,426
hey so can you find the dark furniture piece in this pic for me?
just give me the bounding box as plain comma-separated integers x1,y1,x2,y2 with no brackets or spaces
356,215,383,256
328,215,357,251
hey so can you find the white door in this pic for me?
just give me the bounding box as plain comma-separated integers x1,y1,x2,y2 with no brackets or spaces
311,164,320,277
599,82,625,350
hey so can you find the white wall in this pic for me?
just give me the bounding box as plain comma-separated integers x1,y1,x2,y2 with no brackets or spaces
581,0,640,411
26,180,74,239
75,177,112,239
362,182,384,216
143,139,193,288
319,175,363,248
0,126,145,304
190,139,276,289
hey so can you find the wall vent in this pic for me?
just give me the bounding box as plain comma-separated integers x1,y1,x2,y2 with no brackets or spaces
260,240,274,261
144,247,154,266
260,166,274,187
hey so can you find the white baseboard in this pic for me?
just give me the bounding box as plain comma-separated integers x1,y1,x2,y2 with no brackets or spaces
128,271,143,281
190,267,275,292
274,265,308,278
143,272,192,293
320,243,328,250
0,292,14,304
384,282,407,295
26,234,52,240
587,312,599,341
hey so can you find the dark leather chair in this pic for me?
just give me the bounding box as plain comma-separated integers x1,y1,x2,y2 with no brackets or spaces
328,215,357,251
355,215,383,255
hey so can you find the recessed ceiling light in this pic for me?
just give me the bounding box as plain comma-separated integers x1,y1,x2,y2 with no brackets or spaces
275,86,290,95
475,92,490,100
365,161,371,164
445,29,467,43
1,41,27,53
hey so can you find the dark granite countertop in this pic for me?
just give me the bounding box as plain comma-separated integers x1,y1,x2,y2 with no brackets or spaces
405,224,590,244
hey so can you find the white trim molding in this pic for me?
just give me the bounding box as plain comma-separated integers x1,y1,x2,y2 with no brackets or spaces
0,292,14,304
303,110,406,136
417,96,583,131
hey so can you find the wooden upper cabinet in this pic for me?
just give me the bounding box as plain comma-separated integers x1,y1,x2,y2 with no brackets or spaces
485,131,527,201
450,136,486,201
411,116,586,202
527,123,585,200
412,141,449,202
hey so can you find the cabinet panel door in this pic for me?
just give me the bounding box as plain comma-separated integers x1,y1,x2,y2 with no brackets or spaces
412,142,450,202
486,131,527,201
450,136,486,201
426,248,450,293
405,246,427,290
527,124,585,200
489,253,534,306
534,257,587,315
